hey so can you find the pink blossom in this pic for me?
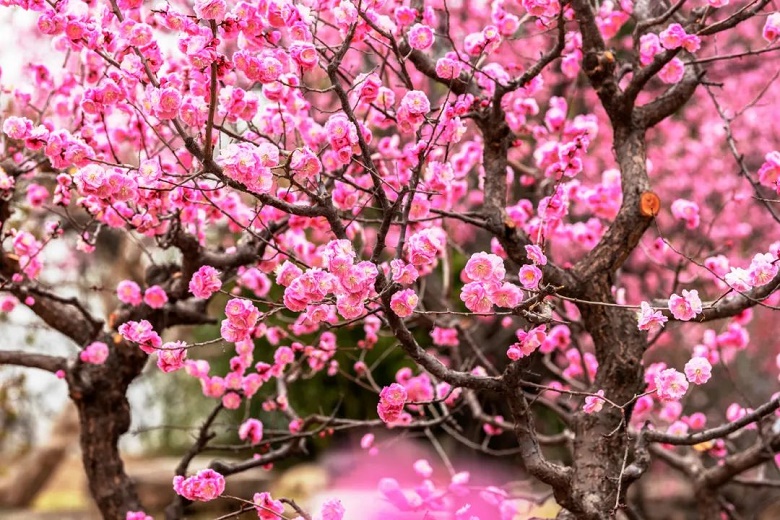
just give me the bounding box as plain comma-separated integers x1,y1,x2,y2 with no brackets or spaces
117,280,142,306
684,357,712,385
671,199,700,229
408,23,435,51
758,151,780,187
725,267,753,292
748,253,778,286
464,252,506,282
654,368,689,402
460,282,493,313
436,57,463,80
488,282,523,308
525,244,548,265
218,143,273,194
378,478,413,510
406,228,443,267
518,264,542,290
763,12,780,42
157,341,187,373
254,491,285,519
583,390,605,414
522,0,559,18
360,433,375,449
639,33,662,66
399,90,431,116
390,289,418,318
190,265,222,299
118,320,162,354
221,298,261,343
126,513,152,520
659,57,686,84
390,259,419,285
378,383,407,424
413,459,433,478
80,341,109,365
708,0,728,7
668,289,702,321
222,392,242,409
316,499,346,520
686,412,707,429
3,116,33,140
173,469,225,501
508,325,547,360
637,301,668,331
193,0,227,20
239,418,264,445
659,23,700,52
143,285,168,309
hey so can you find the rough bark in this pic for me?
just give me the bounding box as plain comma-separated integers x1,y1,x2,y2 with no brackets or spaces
69,342,149,519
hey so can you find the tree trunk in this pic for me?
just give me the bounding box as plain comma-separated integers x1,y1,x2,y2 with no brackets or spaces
566,275,648,519
69,343,148,519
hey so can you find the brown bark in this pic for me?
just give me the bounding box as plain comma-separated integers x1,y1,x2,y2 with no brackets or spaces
69,343,149,519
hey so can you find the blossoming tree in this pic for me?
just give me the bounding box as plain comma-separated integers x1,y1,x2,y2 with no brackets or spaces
0,0,780,518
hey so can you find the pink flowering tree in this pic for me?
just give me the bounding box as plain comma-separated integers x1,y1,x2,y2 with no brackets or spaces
1,0,780,519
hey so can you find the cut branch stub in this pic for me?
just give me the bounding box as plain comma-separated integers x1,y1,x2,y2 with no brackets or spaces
639,191,660,217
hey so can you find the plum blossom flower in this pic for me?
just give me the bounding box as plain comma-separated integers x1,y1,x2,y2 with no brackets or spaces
118,320,162,354
315,498,346,520
763,12,780,42
488,282,523,308
378,383,407,424
748,253,778,286
507,325,546,360
239,418,264,445
436,57,463,79
126,513,152,520
390,289,418,318
668,289,702,321
583,390,605,414
659,23,701,52
671,199,700,229
254,492,285,519
525,244,548,265
659,57,685,84
157,341,187,373
173,469,225,501
639,33,662,66
518,264,542,290
684,357,712,385
189,265,222,299
464,252,505,282
3,116,33,140
413,459,433,478
460,282,493,313
408,23,435,50
725,267,753,292
637,301,668,331
654,368,689,402
117,280,142,306
221,298,261,343
194,0,227,21
80,341,109,365
399,90,431,116
143,285,168,309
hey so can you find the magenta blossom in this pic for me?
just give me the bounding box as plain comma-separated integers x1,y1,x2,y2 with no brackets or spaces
172,469,225,502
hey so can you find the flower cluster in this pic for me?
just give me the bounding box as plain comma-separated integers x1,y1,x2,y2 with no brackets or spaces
221,298,261,343
377,383,407,424
460,252,523,313
172,469,225,502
